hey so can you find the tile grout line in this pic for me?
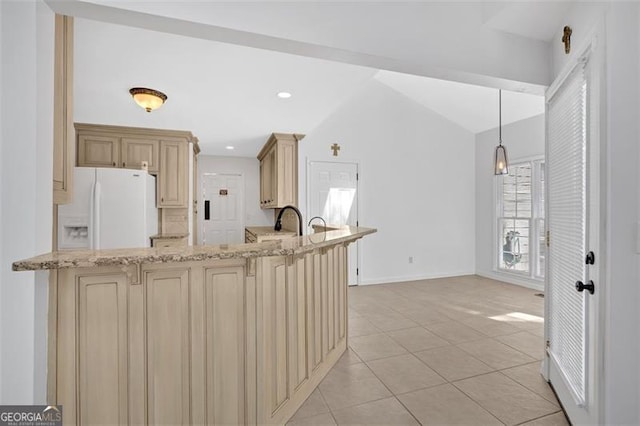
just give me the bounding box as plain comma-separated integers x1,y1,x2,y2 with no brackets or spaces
450,371,561,425
332,282,549,425
358,353,425,426
448,379,508,426
512,409,564,426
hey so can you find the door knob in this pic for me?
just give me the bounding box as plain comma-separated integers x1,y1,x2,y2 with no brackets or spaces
575,280,595,294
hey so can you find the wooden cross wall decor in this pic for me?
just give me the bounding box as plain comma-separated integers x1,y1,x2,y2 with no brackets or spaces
331,143,341,156
562,26,572,54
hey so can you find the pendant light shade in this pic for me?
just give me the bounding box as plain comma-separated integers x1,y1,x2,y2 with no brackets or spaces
495,144,509,175
494,89,509,175
129,87,167,112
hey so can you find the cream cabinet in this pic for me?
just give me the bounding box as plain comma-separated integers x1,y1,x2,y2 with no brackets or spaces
144,268,192,425
55,261,248,425
77,134,120,168
121,138,159,172
77,134,159,172
52,15,74,205
257,133,302,209
74,123,198,235
158,140,188,207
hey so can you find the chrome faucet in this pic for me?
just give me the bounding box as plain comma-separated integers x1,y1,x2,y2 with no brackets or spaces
274,205,303,236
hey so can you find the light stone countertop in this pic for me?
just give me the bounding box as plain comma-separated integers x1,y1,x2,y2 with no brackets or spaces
13,227,376,271
245,226,297,237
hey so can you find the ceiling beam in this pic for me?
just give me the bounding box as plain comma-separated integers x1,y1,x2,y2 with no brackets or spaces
46,0,549,95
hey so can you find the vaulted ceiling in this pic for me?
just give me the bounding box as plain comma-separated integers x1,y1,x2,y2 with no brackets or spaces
68,2,553,156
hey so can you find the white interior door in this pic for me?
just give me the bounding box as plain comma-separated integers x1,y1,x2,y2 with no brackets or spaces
308,161,359,285
545,44,601,424
201,173,244,245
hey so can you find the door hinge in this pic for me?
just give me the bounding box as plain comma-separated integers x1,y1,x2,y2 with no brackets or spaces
546,231,550,247
356,220,359,227
356,173,359,180
546,339,551,350
356,268,359,276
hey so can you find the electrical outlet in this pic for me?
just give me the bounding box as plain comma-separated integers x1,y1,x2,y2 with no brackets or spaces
408,256,414,264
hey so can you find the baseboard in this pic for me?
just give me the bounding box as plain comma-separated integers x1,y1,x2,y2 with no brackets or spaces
359,270,476,286
476,270,545,291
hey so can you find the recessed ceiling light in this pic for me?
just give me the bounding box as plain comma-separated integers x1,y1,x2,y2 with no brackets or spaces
226,146,235,150
277,92,292,99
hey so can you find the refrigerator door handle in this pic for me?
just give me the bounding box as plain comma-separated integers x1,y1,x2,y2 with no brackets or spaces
204,200,210,220
93,181,101,249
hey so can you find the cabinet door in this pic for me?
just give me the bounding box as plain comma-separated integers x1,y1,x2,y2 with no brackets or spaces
275,139,297,207
203,267,246,424
121,138,159,172
159,140,188,207
76,272,129,425
259,159,266,207
262,148,276,208
77,134,120,168
260,257,290,415
145,268,191,425
53,15,74,204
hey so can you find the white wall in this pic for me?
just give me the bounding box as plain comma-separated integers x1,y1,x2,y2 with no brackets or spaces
475,114,545,290
602,4,640,424
299,80,476,285
197,155,272,243
0,0,4,404
551,2,609,79
0,0,53,404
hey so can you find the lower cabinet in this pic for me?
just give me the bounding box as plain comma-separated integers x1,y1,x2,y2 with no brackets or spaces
55,262,247,426
256,245,348,425
144,268,191,425
53,246,349,425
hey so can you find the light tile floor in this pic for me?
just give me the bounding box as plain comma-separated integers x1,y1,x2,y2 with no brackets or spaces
288,275,569,426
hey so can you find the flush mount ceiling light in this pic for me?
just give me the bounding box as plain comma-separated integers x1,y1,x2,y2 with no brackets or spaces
494,89,509,175
277,91,292,99
129,87,167,112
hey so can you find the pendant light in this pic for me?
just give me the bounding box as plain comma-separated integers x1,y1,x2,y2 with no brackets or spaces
494,89,509,175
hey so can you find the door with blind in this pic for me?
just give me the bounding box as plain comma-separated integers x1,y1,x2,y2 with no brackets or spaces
545,47,602,424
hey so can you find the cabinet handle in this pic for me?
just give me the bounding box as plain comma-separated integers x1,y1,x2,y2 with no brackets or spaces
123,162,126,167
161,197,164,203
112,162,116,167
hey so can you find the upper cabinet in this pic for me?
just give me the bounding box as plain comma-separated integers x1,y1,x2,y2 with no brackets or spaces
257,133,303,209
158,140,187,207
52,15,74,205
77,134,120,168
121,138,159,172
75,123,198,210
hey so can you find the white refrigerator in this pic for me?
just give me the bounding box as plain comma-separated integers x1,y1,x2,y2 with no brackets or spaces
58,167,158,250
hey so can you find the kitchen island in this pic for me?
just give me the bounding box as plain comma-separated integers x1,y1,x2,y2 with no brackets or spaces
13,227,375,425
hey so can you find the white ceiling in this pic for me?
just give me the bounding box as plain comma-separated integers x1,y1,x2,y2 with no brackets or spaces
482,2,572,42
74,15,544,156
375,71,544,134
58,0,558,92
74,18,377,157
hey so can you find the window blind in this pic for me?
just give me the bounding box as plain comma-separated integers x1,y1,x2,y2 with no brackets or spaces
547,61,587,404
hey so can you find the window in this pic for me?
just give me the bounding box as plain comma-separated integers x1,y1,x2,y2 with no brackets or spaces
497,160,545,279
